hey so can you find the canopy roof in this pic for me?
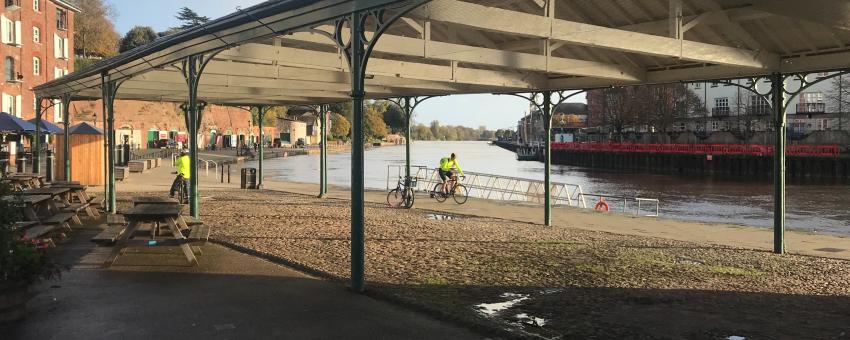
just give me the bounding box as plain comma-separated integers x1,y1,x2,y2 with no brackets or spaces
28,118,64,134
68,122,103,135
34,0,850,106
0,112,36,133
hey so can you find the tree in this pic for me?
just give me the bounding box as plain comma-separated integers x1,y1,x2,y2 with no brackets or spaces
251,106,286,126
381,102,406,132
330,113,350,139
174,7,210,30
429,120,441,139
119,26,158,52
364,106,388,140
74,0,120,58
412,124,433,140
826,74,850,131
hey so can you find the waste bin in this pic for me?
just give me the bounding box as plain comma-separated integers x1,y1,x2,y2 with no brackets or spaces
241,167,257,189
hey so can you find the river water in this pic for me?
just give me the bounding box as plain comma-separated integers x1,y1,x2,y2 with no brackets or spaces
248,141,850,235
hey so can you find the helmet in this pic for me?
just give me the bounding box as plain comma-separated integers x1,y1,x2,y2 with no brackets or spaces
180,150,189,156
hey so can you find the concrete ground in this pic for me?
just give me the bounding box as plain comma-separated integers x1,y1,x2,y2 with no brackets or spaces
2,223,480,340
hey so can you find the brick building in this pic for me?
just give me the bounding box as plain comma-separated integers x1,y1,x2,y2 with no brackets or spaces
1,0,77,122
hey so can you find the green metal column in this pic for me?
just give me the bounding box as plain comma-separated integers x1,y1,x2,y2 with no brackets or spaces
542,92,552,227
33,98,42,174
404,98,412,179
349,12,367,293
185,57,201,218
771,73,786,254
104,79,118,214
61,94,71,181
258,106,265,189
319,104,328,197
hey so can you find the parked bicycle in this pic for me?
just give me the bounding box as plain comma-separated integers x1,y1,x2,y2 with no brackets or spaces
387,176,417,209
430,174,468,204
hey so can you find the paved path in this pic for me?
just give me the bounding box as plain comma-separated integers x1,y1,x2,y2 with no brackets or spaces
3,226,480,340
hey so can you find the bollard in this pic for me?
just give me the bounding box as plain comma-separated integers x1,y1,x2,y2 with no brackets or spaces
220,164,225,183
227,164,231,183
16,157,27,173
123,144,130,165
46,151,54,182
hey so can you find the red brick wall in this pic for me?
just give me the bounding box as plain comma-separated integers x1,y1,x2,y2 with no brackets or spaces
0,0,74,122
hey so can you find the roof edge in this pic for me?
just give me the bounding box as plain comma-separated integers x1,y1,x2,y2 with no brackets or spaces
52,0,82,13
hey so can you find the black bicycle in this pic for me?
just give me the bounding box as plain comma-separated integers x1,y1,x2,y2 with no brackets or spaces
172,173,188,205
387,176,417,209
431,174,468,204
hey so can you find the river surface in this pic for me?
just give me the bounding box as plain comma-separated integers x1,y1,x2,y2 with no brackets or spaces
247,141,850,235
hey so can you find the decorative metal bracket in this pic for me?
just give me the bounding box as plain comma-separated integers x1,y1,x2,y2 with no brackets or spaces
712,70,850,112
387,96,439,117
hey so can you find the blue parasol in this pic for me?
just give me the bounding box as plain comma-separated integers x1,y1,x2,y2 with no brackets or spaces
27,118,64,134
0,112,36,133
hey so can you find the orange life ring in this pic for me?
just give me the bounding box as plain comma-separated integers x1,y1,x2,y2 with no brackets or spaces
594,198,609,212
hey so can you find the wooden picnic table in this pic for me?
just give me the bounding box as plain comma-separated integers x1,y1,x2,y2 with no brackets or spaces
7,173,45,188
132,196,179,206
19,187,72,205
105,203,198,267
48,183,99,217
3,193,74,237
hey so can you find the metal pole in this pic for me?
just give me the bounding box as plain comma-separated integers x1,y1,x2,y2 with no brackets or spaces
186,57,201,218
542,92,552,227
404,98,412,179
62,95,71,181
106,80,117,214
258,106,265,189
771,73,786,254
319,104,328,197
350,12,366,293
33,97,42,174
101,82,110,211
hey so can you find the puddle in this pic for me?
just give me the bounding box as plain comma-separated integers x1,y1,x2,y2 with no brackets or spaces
515,313,547,327
727,336,745,340
426,213,460,221
475,293,529,316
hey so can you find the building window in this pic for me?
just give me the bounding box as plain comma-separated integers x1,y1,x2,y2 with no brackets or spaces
2,93,21,117
710,83,718,88
749,95,770,115
33,0,39,11
32,57,39,75
694,83,701,89
53,99,62,122
56,9,67,30
53,67,64,79
1,16,21,46
5,57,14,82
53,34,68,59
713,97,730,116
797,92,826,114
32,26,38,43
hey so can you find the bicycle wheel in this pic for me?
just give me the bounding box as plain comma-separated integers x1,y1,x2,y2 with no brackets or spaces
433,183,447,203
387,188,404,207
452,184,468,204
403,187,415,209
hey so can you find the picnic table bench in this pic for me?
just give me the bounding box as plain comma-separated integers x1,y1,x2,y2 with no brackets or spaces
47,182,99,217
104,204,199,266
16,188,80,227
2,195,66,241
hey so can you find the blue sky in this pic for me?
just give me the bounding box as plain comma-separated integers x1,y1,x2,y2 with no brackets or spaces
109,0,584,130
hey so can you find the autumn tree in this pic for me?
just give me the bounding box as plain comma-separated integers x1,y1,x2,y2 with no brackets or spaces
251,106,286,126
381,102,406,132
364,106,389,140
119,26,158,52
330,113,350,139
74,0,120,58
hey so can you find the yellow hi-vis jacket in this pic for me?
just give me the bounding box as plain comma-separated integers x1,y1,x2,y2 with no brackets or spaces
176,155,191,179
439,157,463,176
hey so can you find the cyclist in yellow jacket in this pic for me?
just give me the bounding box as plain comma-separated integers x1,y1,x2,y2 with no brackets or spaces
169,150,191,198
438,153,463,194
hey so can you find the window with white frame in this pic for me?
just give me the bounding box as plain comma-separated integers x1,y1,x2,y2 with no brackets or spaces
56,8,67,31
2,93,22,117
711,121,720,131
32,26,39,43
694,83,701,89
33,0,40,11
1,16,22,46
53,99,62,122
53,34,68,59
5,57,15,82
32,57,39,75
53,67,64,79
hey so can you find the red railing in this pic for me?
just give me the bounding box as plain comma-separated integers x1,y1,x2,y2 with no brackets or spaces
550,142,841,157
